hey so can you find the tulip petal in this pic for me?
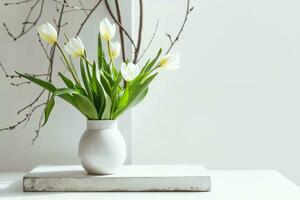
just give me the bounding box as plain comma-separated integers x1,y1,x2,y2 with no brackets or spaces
100,18,116,41
37,22,57,44
64,37,85,58
121,62,140,81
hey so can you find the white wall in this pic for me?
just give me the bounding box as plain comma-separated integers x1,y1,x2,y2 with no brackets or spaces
133,0,300,185
0,1,133,170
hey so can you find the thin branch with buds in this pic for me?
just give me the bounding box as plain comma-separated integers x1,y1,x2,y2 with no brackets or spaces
3,0,45,41
114,0,126,62
76,0,103,36
3,0,34,6
165,0,193,54
136,20,159,63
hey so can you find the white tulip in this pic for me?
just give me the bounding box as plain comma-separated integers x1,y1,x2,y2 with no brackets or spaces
110,41,121,59
100,18,116,41
64,37,85,58
37,22,57,44
158,54,180,70
121,62,140,81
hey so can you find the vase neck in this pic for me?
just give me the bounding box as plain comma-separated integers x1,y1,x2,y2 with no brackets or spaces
87,120,118,130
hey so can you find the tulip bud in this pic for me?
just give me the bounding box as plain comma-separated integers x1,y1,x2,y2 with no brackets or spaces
64,37,85,58
100,18,116,41
37,22,57,45
110,41,121,59
121,62,140,81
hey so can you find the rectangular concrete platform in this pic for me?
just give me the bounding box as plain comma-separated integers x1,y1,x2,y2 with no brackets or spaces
23,165,211,192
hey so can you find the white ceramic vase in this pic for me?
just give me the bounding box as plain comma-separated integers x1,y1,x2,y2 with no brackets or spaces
78,120,126,175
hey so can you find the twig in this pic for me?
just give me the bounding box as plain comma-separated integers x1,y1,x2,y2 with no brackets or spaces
52,0,81,9
136,20,159,63
1,62,49,79
165,0,193,54
3,0,45,41
23,102,46,128
17,90,45,114
11,81,31,86
114,0,125,61
32,109,44,145
37,34,50,61
76,0,103,36
78,0,88,15
0,115,29,132
3,0,34,6
133,0,143,63
63,8,91,14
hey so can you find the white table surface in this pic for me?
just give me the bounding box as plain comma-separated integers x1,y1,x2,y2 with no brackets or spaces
0,170,300,200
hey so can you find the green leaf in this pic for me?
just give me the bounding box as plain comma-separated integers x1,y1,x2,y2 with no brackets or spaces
97,33,104,70
75,84,88,97
97,34,111,74
102,70,114,86
54,88,77,96
58,93,77,108
141,48,162,73
95,81,106,116
114,73,158,118
42,94,55,127
16,72,56,92
84,51,92,81
73,93,98,119
102,94,112,119
131,87,148,107
92,61,97,84
58,72,74,89
100,72,112,95
68,56,80,81
80,58,93,101
110,72,123,116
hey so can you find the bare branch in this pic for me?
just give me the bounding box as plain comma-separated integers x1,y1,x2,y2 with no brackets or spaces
165,0,193,54
11,81,31,87
52,0,81,9
136,20,159,63
1,62,49,79
17,90,45,114
37,34,51,60
23,102,46,128
78,0,88,15
63,8,91,14
0,115,29,132
31,108,44,145
114,0,126,61
76,0,103,36
3,0,34,6
133,0,143,63
3,0,45,41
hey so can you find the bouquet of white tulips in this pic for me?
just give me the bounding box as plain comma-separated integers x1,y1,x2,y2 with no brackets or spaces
17,18,180,125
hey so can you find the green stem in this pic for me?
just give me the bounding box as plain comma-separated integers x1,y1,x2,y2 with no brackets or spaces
56,43,80,85
150,64,161,73
107,41,117,74
82,55,94,67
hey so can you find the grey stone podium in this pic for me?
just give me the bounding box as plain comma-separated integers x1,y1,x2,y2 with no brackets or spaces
23,165,211,192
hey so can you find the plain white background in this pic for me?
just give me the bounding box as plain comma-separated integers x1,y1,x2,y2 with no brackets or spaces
133,0,300,186
0,0,300,187
0,1,133,170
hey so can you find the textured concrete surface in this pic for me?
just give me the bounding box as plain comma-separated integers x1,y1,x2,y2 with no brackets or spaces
23,165,211,192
